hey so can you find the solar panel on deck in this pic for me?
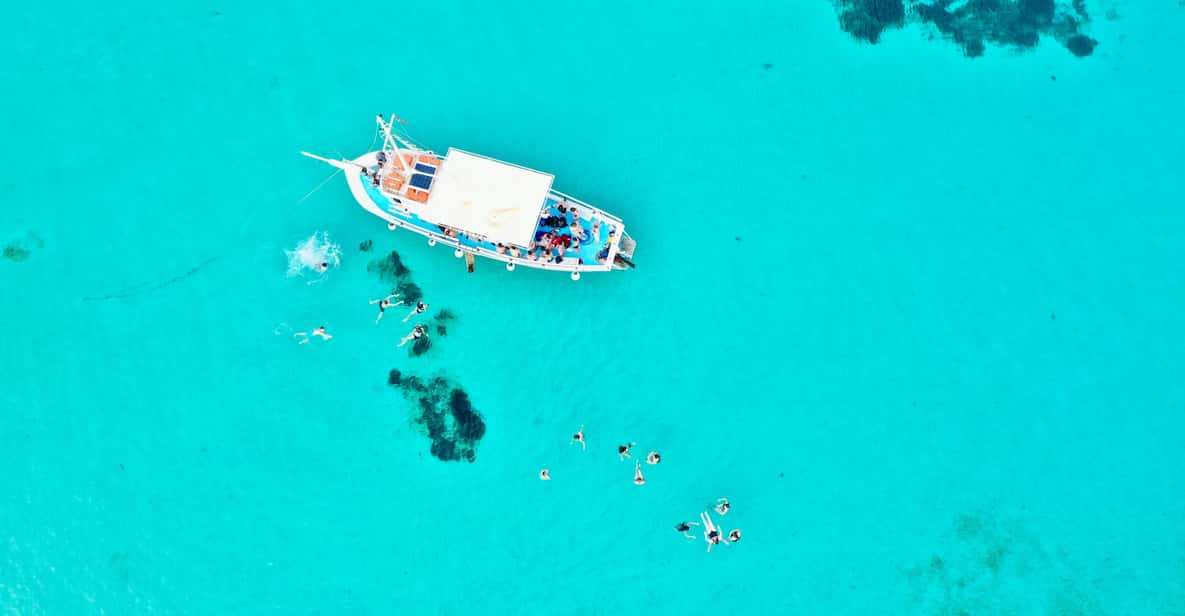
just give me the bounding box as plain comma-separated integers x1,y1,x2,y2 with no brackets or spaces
410,173,433,190
415,163,436,174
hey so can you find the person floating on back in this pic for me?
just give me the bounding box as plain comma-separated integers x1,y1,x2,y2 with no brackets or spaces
714,497,730,516
369,293,402,324
539,468,551,481
402,301,428,323
646,451,661,465
398,324,427,347
633,461,646,486
570,425,586,450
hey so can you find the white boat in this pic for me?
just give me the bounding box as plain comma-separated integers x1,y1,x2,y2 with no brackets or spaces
302,115,636,279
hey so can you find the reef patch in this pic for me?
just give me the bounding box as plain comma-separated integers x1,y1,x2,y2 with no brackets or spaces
832,0,1098,57
387,370,486,462
3,231,42,263
903,510,1104,613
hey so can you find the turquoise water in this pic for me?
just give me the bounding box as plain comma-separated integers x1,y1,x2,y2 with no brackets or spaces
3,1,1184,613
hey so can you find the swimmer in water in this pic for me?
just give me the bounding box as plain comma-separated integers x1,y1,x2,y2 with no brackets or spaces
674,521,700,539
539,468,551,481
633,461,645,486
700,511,728,552
402,301,429,323
398,324,427,347
369,293,403,323
314,261,329,272
646,451,661,465
728,529,741,543
714,497,730,516
570,425,586,450
618,442,635,461
293,326,332,344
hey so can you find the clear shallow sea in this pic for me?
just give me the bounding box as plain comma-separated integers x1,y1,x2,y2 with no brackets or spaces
2,1,1184,614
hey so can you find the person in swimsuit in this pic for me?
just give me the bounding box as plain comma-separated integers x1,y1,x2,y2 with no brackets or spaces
294,326,332,344
674,521,700,539
314,261,329,272
402,301,428,323
700,511,729,552
715,498,730,516
728,529,742,543
633,461,645,486
369,293,402,323
618,442,635,460
646,451,661,465
570,425,586,450
398,324,427,347
539,468,551,481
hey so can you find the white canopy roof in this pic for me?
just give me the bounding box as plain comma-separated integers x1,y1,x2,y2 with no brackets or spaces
423,148,554,246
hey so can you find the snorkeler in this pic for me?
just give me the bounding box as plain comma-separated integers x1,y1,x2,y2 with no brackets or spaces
714,497,730,516
293,326,332,344
646,451,661,465
398,324,427,347
674,521,700,539
618,442,635,461
570,425,586,450
633,461,645,486
539,468,551,481
728,529,742,543
402,301,429,323
369,293,403,323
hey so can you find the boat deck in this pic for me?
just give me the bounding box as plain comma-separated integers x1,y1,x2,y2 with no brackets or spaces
349,152,622,272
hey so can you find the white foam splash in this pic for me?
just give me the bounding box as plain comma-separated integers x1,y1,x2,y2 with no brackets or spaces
285,231,341,283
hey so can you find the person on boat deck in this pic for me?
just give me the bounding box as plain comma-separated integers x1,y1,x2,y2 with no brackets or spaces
398,324,427,347
402,301,428,323
369,293,403,323
376,151,388,165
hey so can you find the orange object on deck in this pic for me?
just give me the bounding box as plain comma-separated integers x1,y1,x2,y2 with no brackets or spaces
418,155,443,167
406,188,430,203
382,175,405,191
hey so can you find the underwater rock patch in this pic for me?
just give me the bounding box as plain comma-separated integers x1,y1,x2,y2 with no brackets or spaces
838,0,906,43
3,231,42,263
831,0,1098,57
387,370,486,462
903,510,1103,614
367,249,412,283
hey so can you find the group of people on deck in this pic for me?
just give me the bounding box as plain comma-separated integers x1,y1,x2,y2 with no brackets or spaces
527,200,599,265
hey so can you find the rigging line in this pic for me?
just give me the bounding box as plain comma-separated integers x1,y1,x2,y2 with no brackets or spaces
296,167,343,204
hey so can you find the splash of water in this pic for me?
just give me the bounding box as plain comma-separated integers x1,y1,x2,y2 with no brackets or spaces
285,231,341,283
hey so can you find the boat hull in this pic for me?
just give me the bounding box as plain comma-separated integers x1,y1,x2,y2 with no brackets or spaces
345,152,628,275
